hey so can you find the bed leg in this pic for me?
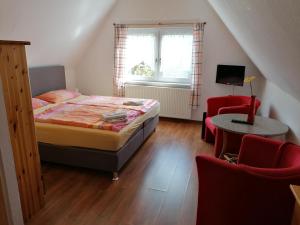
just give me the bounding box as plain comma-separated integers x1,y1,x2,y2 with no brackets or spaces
112,172,119,181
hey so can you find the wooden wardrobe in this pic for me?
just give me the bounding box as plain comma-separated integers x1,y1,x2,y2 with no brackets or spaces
0,40,45,222
0,177,9,225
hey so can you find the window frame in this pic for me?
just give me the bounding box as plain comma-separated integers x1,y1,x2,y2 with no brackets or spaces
124,26,193,86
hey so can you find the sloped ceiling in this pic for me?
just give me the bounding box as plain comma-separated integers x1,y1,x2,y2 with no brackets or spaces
0,0,117,66
208,0,300,100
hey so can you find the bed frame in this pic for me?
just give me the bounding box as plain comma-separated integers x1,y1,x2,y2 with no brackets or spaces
29,65,159,180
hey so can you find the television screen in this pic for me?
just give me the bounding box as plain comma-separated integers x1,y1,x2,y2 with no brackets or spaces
216,64,245,86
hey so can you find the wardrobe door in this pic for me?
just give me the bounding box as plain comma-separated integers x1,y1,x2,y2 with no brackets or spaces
0,41,45,222
0,175,9,225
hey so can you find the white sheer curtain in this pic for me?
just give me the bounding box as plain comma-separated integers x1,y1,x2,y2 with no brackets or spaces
160,34,193,79
124,34,156,78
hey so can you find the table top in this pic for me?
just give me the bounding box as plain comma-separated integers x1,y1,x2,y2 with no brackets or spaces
211,113,289,136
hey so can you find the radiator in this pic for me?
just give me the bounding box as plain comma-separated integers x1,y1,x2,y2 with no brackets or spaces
125,84,192,119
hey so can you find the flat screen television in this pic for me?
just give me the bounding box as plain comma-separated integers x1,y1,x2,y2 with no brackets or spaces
216,64,245,86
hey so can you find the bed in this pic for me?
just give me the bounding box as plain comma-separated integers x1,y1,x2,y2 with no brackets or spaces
29,65,160,180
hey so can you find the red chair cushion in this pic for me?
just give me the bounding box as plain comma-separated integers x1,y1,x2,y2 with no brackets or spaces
238,135,282,168
205,117,216,136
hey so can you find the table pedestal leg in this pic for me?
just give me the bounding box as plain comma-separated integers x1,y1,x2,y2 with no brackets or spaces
219,131,243,159
219,130,229,159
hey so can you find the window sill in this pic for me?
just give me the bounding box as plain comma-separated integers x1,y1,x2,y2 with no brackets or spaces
125,81,191,89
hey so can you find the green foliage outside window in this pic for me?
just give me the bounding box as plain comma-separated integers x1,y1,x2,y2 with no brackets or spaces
131,61,154,77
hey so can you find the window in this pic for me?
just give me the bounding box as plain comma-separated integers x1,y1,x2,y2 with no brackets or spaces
124,27,193,85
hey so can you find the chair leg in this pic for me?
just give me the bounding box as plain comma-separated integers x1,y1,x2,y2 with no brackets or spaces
214,128,223,158
204,127,215,143
201,112,207,139
112,172,119,181
214,130,244,158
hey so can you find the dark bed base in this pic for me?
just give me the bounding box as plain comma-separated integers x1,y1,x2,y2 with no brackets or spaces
38,115,159,180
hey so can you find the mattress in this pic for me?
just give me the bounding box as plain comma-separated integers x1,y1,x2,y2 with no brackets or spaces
34,99,160,151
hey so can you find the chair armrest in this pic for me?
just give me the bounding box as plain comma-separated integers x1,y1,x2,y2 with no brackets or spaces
238,135,282,168
201,112,207,139
196,155,296,225
254,99,261,113
240,164,300,180
218,104,249,114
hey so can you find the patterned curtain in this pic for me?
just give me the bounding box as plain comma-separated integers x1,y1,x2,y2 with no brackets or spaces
191,23,205,108
113,24,128,97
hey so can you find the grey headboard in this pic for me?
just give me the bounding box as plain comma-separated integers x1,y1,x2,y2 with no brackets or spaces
29,65,66,97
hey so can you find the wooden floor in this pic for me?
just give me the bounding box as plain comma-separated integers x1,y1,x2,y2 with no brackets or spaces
27,119,214,225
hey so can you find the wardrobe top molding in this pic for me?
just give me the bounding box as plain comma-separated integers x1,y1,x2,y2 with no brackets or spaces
0,40,30,45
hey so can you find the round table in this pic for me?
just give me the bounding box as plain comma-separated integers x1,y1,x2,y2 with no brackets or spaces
211,113,289,158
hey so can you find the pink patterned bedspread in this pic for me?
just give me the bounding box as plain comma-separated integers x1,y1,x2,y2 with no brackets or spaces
67,95,157,113
34,103,142,132
34,96,158,132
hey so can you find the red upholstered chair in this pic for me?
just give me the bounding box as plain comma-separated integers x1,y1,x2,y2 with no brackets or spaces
196,135,300,225
204,95,261,157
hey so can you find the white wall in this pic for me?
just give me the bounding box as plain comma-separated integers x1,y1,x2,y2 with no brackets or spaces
260,81,300,144
0,0,117,90
207,0,300,103
75,0,265,120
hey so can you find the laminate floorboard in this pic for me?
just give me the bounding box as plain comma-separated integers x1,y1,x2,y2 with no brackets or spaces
27,118,214,225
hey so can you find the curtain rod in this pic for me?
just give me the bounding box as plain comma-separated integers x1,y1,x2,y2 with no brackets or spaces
113,22,206,28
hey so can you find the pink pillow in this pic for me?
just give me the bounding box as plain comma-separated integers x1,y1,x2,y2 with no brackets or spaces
36,89,81,103
32,98,49,110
